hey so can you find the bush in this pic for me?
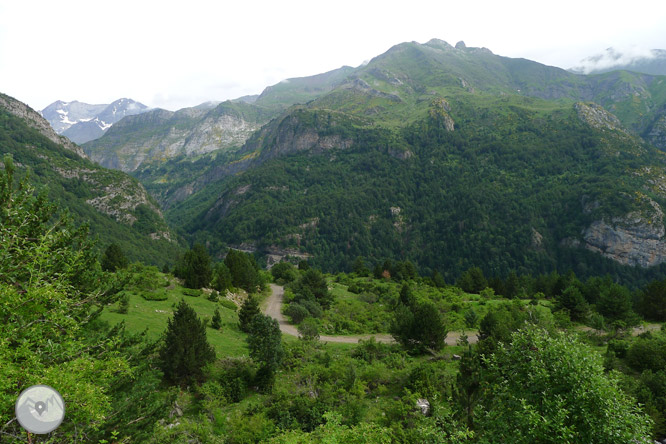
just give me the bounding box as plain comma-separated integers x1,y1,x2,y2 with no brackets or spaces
298,318,320,341
182,288,202,297
300,299,323,318
140,289,168,301
219,298,238,311
286,303,310,324
271,262,298,283
208,290,219,302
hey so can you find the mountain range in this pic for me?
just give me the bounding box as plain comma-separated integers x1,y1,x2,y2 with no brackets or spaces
16,40,666,283
0,93,179,265
41,98,149,144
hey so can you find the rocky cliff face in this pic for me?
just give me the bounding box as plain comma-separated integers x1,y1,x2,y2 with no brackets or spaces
575,102,625,132
647,115,666,149
83,102,274,172
0,94,87,158
583,198,666,267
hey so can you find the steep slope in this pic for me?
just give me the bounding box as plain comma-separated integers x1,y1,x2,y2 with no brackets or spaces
42,98,149,144
254,65,357,109
0,93,180,265
162,40,666,282
83,101,275,172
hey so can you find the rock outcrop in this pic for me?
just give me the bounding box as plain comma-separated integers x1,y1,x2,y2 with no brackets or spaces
647,115,666,149
583,198,666,267
575,102,625,133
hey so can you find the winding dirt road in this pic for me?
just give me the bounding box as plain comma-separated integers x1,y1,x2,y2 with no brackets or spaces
263,284,477,345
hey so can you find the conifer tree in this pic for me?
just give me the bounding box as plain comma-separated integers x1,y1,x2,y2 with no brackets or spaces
159,299,216,385
238,295,261,332
175,244,212,289
211,308,222,330
101,243,129,272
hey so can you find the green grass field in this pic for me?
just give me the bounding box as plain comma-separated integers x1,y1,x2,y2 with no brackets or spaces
100,279,250,357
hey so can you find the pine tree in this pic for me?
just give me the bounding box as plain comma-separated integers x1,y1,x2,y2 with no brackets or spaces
175,244,212,289
211,262,233,292
101,243,129,272
238,295,261,333
159,299,216,385
247,314,283,391
224,249,260,292
211,308,222,330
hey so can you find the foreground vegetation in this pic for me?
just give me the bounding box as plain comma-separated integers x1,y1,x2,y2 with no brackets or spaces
2,157,666,443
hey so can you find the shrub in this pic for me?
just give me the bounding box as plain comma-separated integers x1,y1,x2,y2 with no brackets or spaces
219,298,238,311
300,299,323,318
182,288,202,297
285,303,310,324
298,318,320,341
140,289,168,301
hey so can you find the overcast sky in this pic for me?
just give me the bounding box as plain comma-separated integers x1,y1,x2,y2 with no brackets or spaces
1,0,665,111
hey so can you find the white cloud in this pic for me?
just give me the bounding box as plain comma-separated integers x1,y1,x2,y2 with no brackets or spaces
1,0,664,111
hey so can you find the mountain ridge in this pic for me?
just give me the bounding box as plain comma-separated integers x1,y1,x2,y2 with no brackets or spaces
0,93,180,265
41,98,149,144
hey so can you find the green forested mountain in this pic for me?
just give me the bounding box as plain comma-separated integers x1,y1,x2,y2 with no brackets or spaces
0,93,181,265
154,40,666,283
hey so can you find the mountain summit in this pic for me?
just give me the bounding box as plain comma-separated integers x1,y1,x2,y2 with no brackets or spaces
41,98,149,144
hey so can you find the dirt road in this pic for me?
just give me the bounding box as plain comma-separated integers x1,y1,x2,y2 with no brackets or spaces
264,284,477,346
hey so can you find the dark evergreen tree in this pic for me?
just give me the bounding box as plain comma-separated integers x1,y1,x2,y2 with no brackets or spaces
597,283,636,324
457,267,488,293
224,249,261,292
271,261,298,283
352,256,370,276
556,285,588,322
399,283,415,307
238,295,261,333
455,347,482,428
390,301,447,353
637,279,666,321
101,243,128,272
431,270,446,288
211,262,233,292
298,259,309,271
373,264,384,280
175,244,212,289
247,314,283,391
211,308,222,330
158,299,216,386
293,268,334,309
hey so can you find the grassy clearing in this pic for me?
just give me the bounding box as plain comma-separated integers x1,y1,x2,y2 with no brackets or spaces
101,276,250,357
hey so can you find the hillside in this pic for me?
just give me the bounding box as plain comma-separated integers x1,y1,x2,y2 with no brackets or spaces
0,93,180,265
156,40,666,283
83,101,276,173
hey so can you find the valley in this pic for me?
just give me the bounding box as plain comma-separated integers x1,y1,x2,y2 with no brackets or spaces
4,36,666,443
